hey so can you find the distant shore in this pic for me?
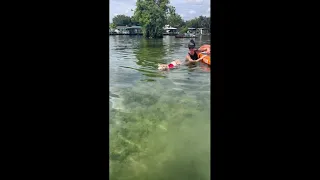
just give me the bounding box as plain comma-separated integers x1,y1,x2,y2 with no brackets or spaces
109,33,143,35
109,33,210,36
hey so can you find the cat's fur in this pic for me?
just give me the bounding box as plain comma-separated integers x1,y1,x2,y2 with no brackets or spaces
158,60,182,71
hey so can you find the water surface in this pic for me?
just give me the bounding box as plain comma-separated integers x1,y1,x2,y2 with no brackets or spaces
109,35,211,180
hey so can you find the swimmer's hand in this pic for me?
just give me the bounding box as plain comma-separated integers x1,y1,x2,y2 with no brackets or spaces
195,55,207,62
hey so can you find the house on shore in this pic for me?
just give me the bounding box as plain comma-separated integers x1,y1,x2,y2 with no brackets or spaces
163,25,178,35
186,27,211,35
109,27,117,35
187,28,197,34
126,26,143,35
114,26,129,34
112,25,142,35
196,28,210,35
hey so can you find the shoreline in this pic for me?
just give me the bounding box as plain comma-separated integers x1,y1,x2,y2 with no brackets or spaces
109,34,211,36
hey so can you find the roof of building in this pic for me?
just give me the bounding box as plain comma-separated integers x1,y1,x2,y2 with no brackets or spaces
164,27,177,30
116,26,128,29
126,26,142,29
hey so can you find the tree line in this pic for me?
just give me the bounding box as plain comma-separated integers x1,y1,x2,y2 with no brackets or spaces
109,0,210,38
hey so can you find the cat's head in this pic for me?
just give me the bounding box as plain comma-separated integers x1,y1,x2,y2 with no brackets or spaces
174,59,182,65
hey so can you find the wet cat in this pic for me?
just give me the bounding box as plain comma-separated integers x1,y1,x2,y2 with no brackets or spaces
158,59,182,71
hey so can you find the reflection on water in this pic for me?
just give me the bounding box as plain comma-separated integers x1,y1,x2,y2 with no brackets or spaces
109,35,211,180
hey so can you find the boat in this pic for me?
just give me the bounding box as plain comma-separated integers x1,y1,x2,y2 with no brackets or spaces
175,33,197,38
109,31,117,35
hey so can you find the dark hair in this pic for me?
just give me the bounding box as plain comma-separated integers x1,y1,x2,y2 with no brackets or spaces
188,39,196,49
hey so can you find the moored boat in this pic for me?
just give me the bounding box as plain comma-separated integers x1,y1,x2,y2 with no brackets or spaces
175,33,197,38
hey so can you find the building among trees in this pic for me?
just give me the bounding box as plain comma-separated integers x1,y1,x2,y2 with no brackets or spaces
196,28,210,35
126,26,143,35
187,28,197,34
163,25,178,35
110,26,142,35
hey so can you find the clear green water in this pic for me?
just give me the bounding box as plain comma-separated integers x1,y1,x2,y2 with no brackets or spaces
109,35,211,180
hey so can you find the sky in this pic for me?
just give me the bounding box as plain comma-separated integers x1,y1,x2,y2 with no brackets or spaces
110,0,210,23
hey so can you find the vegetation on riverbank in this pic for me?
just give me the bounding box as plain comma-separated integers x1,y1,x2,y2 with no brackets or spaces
109,0,210,38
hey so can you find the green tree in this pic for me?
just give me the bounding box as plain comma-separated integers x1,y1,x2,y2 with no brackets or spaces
166,6,184,28
112,15,132,26
186,18,200,28
198,16,210,29
179,26,188,33
130,17,140,26
133,0,170,38
186,16,210,29
109,23,117,29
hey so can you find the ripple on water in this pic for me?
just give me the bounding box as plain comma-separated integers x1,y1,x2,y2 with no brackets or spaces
109,35,211,112
109,35,211,179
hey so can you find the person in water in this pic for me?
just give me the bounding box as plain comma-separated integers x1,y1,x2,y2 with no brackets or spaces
185,40,210,65
157,40,210,71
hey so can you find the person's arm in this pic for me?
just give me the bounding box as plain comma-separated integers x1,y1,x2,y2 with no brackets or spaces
195,55,207,62
185,54,198,63
186,54,207,63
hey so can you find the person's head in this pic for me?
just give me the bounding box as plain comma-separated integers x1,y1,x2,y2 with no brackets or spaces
188,40,196,54
188,47,196,55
